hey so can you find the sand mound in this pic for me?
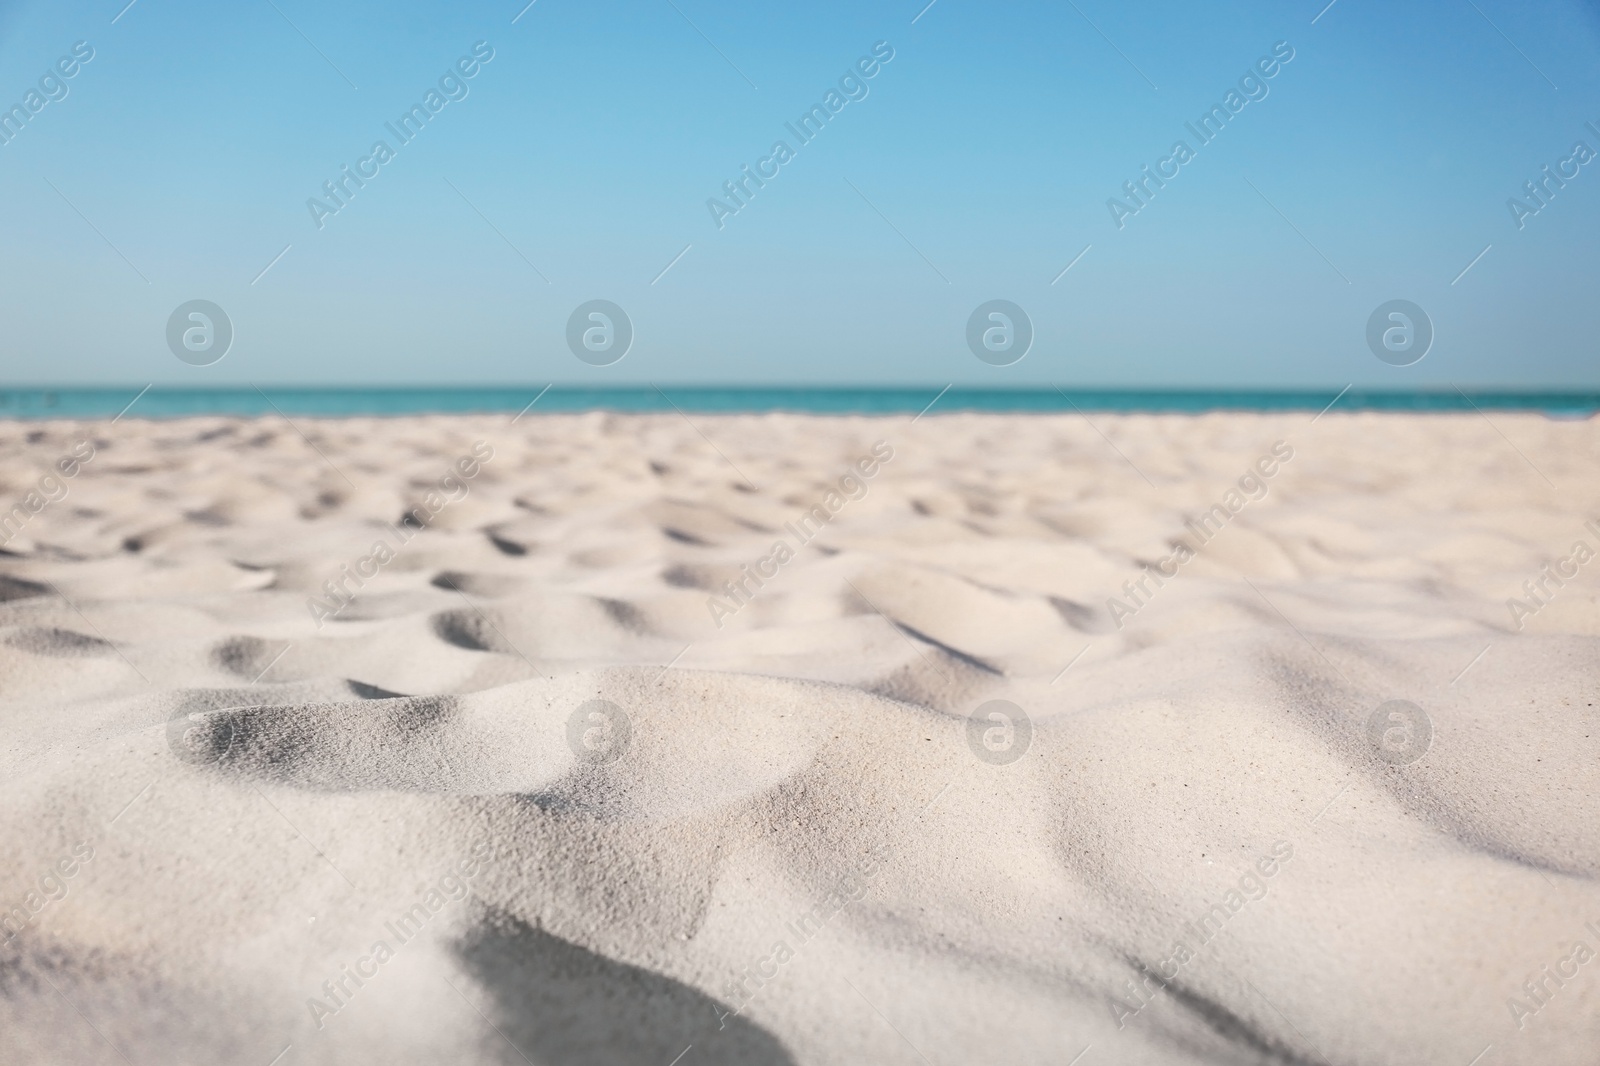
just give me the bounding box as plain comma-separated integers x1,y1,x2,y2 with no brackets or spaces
1,411,1596,1065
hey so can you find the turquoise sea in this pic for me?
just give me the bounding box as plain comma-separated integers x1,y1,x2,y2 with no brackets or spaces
0,387,1596,420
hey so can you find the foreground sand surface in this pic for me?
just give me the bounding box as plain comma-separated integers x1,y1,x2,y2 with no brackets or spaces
1,410,1597,1065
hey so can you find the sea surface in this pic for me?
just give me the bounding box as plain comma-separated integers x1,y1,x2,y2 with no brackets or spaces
0,387,1596,419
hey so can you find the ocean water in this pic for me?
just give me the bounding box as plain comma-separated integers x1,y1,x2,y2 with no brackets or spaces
0,387,1596,420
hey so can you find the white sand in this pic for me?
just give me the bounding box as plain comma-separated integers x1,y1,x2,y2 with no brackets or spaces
0,410,1596,1065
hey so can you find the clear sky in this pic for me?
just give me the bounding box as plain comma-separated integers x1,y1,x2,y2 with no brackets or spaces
2,0,1598,388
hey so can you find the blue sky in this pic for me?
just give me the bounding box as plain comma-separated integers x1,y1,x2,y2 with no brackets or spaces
2,0,1598,387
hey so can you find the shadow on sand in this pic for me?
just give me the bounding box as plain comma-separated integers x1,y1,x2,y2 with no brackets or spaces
453,906,797,1066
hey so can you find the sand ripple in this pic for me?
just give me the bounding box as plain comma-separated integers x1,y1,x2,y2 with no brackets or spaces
1,412,1596,1065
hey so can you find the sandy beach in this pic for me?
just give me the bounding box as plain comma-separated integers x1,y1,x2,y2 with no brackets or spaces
1,409,1596,1065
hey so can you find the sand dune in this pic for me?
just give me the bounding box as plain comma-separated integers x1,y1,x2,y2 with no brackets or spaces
1,410,1596,1064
